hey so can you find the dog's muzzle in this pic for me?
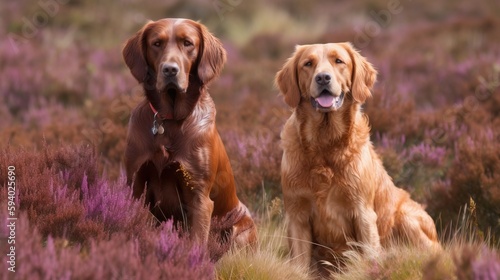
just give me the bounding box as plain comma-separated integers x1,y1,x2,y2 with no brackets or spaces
310,90,345,112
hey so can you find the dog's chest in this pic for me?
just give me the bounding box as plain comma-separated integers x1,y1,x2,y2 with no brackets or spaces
150,124,210,182
308,157,358,243
151,131,175,170
310,185,357,248
307,153,352,192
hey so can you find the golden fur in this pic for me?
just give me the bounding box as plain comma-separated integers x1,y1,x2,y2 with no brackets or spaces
276,43,439,273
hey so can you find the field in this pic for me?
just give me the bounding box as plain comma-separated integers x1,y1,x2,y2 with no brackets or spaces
1,0,500,279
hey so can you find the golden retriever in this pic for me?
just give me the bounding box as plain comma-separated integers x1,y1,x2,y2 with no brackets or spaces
275,43,439,273
122,18,257,254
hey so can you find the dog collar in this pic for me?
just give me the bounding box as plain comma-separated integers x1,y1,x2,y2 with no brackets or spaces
149,102,174,120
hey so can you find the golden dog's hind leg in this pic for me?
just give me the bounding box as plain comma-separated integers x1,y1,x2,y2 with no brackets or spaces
396,200,440,249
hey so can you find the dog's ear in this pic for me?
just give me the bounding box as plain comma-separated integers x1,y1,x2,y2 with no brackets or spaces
275,46,303,108
196,22,227,85
344,43,377,103
122,22,152,83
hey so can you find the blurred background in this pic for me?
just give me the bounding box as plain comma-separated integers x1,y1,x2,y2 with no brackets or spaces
1,0,500,242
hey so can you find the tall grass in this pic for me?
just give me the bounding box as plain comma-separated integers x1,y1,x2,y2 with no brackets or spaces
215,203,500,280
335,204,500,279
216,197,312,280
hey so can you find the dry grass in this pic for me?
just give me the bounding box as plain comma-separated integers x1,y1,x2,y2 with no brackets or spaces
216,197,311,280
215,206,499,280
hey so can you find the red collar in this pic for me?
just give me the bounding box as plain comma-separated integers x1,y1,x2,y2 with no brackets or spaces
149,102,173,120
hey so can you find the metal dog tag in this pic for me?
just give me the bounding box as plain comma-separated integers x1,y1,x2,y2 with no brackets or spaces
151,119,158,135
157,124,164,135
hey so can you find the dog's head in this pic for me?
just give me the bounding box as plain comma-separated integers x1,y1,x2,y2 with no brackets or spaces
275,43,377,112
123,18,226,119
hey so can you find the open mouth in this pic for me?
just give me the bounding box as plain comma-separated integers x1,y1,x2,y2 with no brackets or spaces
310,90,345,111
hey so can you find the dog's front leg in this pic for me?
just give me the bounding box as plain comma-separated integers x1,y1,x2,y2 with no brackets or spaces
287,213,312,267
188,188,214,244
284,194,313,268
354,206,381,259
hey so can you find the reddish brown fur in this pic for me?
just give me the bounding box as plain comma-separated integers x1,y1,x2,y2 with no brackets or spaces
276,43,439,274
122,18,256,251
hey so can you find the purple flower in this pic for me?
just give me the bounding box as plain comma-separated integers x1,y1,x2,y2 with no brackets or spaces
472,248,500,280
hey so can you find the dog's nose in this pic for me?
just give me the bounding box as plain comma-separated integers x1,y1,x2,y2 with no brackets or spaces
162,63,179,77
315,72,331,85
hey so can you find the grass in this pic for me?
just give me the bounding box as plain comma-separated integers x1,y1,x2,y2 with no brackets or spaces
214,201,499,279
216,197,311,280
214,193,498,279
216,225,310,280
338,246,444,280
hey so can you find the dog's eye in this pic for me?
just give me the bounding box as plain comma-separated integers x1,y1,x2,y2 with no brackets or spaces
304,61,312,67
183,40,193,47
335,58,344,64
153,41,161,47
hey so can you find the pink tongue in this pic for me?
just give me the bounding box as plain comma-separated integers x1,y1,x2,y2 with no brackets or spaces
316,95,335,107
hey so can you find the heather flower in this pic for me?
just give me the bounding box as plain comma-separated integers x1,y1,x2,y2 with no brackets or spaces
471,248,500,280
81,174,148,234
405,142,446,167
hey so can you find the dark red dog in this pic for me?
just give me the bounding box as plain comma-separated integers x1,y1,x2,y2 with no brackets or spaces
122,18,256,250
